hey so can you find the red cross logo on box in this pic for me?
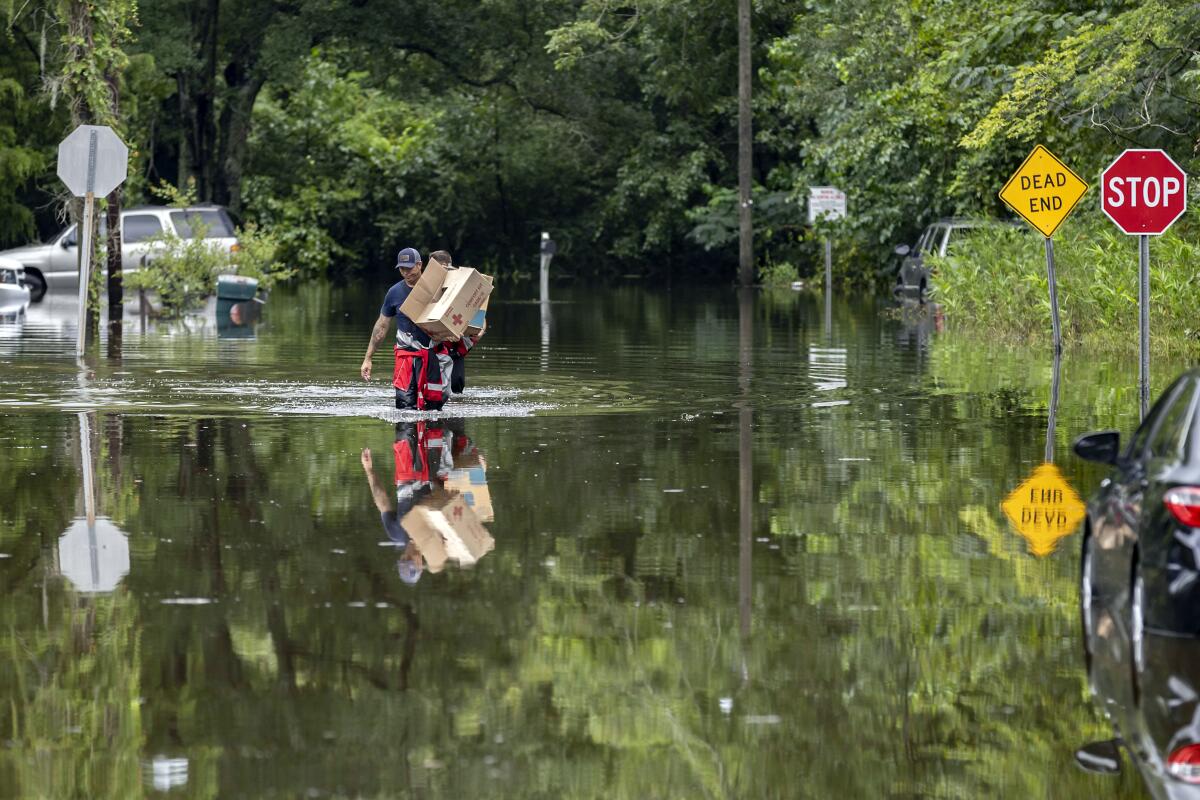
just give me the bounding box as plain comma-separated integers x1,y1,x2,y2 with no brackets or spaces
452,314,463,326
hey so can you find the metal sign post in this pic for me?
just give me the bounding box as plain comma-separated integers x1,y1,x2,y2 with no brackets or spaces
1139,234,1151,416
808,187,845,340
56,125,129,358
76,191,95,356
824,237,832,340
998,145,1089,355
1099,149,1187,419
1043,238,1062,353
539,232,556,306
539,233,556,371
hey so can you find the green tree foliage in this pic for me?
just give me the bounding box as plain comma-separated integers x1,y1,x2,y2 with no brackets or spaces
242,58,440,277
0,43,56,243
5,0,1200,283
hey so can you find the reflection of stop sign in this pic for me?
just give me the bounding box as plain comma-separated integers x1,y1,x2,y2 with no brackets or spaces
1101,149,1188,235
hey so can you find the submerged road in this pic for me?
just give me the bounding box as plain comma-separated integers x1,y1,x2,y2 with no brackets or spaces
0,283,1165,797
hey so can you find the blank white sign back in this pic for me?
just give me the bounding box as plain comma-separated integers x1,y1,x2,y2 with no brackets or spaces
57,125,129,197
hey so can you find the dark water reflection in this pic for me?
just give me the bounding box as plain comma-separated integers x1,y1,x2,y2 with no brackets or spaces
0,283,1170,797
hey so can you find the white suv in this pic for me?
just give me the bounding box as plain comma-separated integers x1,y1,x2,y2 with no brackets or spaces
0,205,239,302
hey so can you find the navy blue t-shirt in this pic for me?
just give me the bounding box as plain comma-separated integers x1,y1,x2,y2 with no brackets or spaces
380,280,431,349
380,510,408,546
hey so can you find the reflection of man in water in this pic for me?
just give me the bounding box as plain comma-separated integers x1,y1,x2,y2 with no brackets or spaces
361,421,455,584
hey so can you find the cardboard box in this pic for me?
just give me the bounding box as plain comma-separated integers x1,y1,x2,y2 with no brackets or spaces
464,294,490,337
398,258,448,326
401,488,494,570
445,466,493,522
421,269,492,339
398,262,492,340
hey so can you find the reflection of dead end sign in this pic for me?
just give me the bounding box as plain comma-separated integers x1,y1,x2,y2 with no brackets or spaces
1001,463,1086,556
999,145,1088,238
58,517,130,593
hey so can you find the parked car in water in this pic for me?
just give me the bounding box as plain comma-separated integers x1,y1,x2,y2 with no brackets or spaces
1077,587,1200,797
0,256,31,311
1073,370,1200,795
893,218,1011,302
0,204,238,303
1076,370,1200,641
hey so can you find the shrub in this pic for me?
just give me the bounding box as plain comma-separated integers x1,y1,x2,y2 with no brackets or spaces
758,258,801,288
126,222,295,317
929,212,1200,353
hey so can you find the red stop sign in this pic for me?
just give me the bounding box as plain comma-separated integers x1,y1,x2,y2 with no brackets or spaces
1101,149,1188,235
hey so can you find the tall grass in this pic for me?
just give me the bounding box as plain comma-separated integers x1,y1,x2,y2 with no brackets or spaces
930,211,1200,354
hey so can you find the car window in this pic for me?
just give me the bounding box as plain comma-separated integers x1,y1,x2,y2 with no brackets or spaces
170,210,234,239
1128,377,1190,459
59,218,109,247
123,214,163,244
915,227,932,252
945,226,975,253
921,226,945,255
1148,380,1197,461
0,269,15,285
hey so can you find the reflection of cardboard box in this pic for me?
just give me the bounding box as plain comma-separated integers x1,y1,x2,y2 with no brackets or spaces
465,295,490,337
405,512,449,573
401,488,494,570
398,261,493,340
446,466,492,522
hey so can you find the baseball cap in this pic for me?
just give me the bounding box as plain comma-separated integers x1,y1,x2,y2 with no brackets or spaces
395,247,422,270
397,558,424,585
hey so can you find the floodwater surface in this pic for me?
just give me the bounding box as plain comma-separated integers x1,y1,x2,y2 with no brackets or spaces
0,282,1173,798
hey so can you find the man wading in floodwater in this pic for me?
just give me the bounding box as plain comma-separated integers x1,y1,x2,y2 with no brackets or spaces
426,249,485,395
361,247,456,410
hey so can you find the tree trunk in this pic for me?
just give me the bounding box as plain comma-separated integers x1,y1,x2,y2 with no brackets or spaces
106,66,123,352
106,187,122,346
181,0,220,200
737,0,753,287
215,65,265,212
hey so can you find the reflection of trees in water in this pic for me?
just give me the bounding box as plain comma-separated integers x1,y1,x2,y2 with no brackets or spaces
0,361,1150,798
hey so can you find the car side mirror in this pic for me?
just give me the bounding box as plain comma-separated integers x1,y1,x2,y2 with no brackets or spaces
894,244,910,257
1073,431,1121,465
1074,739,1122,775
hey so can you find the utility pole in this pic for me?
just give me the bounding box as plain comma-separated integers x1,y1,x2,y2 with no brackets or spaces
737,0,753,287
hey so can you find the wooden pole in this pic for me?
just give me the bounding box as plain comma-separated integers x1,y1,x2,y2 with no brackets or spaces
737,0,753,286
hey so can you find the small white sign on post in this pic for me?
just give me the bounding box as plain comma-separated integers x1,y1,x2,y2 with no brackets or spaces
809,187,846,318
56,125,129,357
808,186,847,224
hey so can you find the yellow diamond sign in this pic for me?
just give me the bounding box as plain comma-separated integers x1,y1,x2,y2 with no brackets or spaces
1001,462,1086,557
999,145,1089,238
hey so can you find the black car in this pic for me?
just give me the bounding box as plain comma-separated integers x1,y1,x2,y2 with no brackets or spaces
1076,370,1200,640
892,218,1022,302
1078,604,1200,797
1075,369,1200,794
892,219,984,302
